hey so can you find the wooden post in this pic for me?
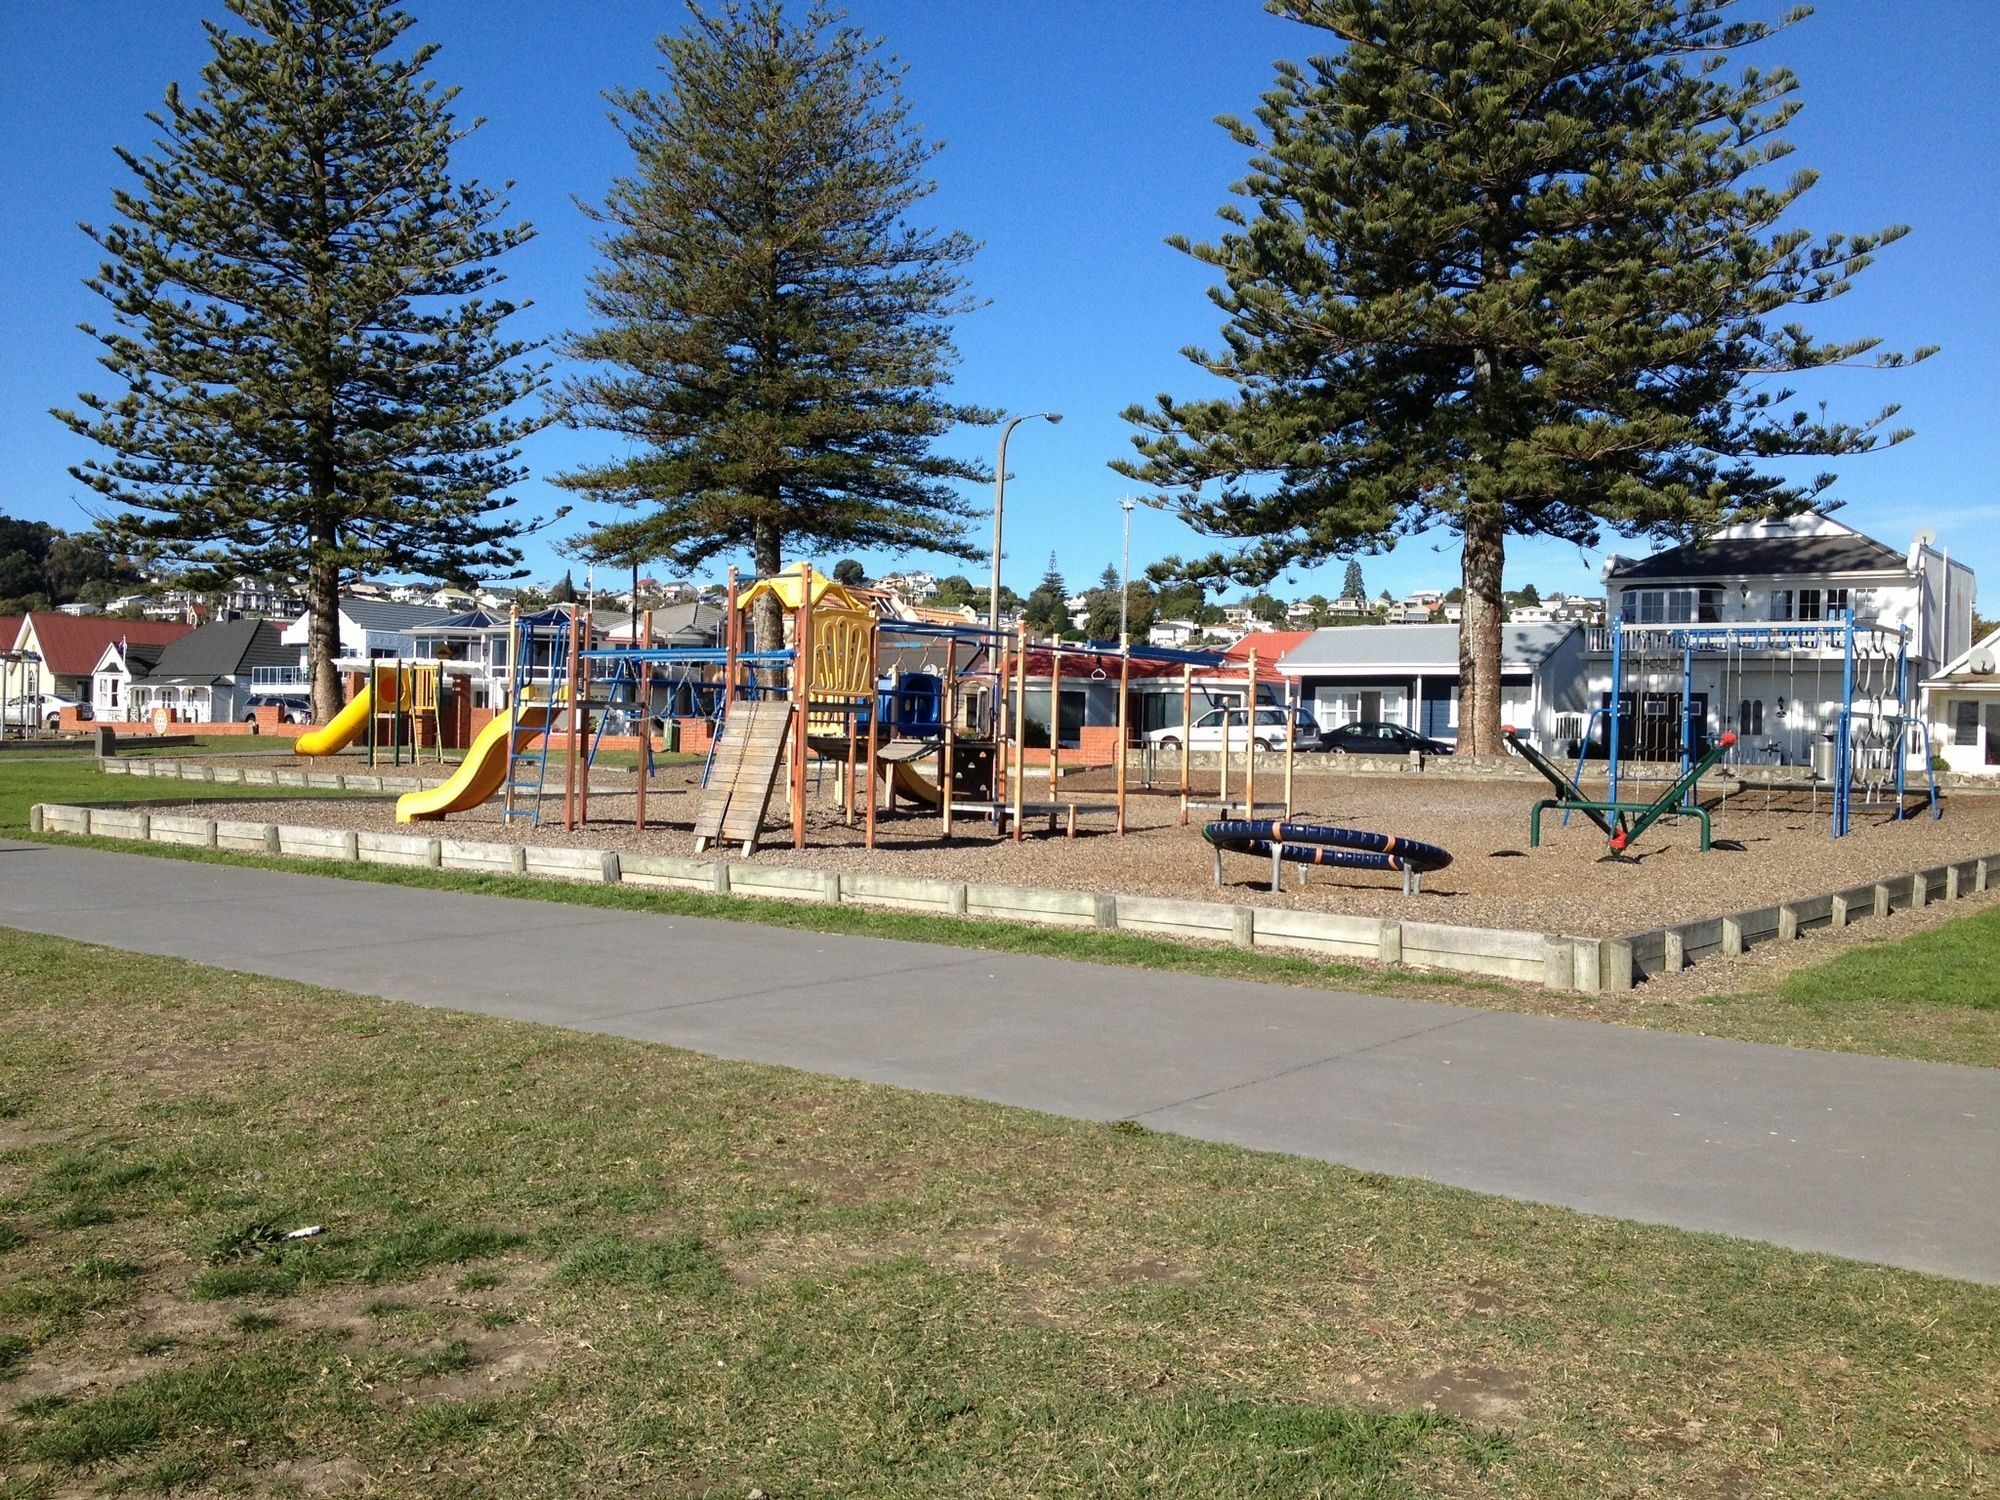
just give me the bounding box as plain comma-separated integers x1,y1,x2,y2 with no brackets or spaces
791,561,812,851
1011,622,1028,841
1218,667,1231,811
1116,635,1131,835
636,608,653,831
1179,664,1193,826
993,628,1010,819
1245,649,1259,818
1282,673,1297,818
1048,646,1063,794
502,607,520,820
941,640,958,840
722,566,739,719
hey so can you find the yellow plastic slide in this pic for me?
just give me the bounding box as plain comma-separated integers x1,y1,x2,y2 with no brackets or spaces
887,757,944,808
295,685,375,757
395,705,553,823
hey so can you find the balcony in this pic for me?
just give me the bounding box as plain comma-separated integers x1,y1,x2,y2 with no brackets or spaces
249,666,310,689
1585,624,1856,656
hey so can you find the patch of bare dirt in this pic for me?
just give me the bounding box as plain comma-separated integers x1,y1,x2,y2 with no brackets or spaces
1107,1256,1201,1287
1395,1363,1532,1422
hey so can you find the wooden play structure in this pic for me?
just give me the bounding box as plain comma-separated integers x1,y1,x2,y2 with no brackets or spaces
400,560,1308,857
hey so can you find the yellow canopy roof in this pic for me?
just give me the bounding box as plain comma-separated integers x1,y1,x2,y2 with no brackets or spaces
736,566,873,615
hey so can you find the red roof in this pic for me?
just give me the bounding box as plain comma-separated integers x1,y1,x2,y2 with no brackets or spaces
1222,630,1312,665
19,613,195,676
0,617,23,652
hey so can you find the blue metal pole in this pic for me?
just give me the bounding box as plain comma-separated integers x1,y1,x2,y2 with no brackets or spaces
1894,630,1909,811
1608,622,1623,806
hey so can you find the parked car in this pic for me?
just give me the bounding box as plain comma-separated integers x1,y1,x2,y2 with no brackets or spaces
3,693,90,730
1321,720,1453,756
241,694,310,725
1145,704,1321,753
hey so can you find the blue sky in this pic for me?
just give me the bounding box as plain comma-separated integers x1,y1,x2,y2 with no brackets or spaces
2,1,1994,606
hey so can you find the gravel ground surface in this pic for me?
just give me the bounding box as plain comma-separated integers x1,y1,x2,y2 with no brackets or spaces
170,760,2000,938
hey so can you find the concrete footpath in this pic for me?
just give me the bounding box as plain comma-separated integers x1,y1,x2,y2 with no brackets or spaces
2,838,1994,1283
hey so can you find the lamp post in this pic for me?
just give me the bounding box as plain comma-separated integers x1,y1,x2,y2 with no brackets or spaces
1119,497,1136,645
988,411,1062,634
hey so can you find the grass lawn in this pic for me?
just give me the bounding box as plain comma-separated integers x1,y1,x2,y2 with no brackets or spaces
0,930,1994,1497
1609,904,2000,1067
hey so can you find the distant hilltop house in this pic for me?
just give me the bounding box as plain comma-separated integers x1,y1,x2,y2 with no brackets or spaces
875,570,938,602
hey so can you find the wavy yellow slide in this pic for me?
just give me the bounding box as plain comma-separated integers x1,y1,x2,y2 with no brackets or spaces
294,684,377,757
395,704,554,823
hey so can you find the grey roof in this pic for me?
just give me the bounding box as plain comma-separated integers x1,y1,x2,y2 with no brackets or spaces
1280,622,1578,674
123,643,165,675
1607,531,1905,581
140,619,293,684
337,597,457,631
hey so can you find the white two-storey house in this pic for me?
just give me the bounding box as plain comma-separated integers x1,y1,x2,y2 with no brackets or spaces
1590,512,1975,770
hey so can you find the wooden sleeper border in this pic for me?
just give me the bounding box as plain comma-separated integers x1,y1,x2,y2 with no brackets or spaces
27,801,1998,997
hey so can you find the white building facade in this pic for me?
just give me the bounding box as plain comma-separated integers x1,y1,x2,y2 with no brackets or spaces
1592,513,1974,769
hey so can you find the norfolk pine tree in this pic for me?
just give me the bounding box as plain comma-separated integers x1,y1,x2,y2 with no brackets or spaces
58,0,546,722
558,1,995,651
1118,0,1928,756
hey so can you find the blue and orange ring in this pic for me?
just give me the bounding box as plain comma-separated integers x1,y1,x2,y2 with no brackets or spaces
1202,819,1452,875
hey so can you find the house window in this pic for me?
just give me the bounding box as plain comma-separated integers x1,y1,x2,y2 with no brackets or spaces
1955,700,1980,747
1738,699,1764,738
1619,587,1719,626
1773,588,1845,623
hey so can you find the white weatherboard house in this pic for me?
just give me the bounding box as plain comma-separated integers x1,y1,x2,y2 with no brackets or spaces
1275,622,1589,748
1924,626,2000,776
1593,512,1974,767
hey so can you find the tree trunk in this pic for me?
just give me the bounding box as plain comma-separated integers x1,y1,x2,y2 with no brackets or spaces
1458,504,1507,759
306,551,343,724
751,520,784,654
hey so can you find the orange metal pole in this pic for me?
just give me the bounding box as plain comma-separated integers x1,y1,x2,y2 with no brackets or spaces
1116,635,1130,835
1011,622,1028,841
864,622,880,849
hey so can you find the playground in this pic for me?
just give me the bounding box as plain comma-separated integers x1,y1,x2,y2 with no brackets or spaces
84,560,1983,949
165,763,2000,938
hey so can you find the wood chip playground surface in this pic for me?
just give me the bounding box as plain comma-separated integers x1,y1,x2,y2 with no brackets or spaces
165,760,2000,939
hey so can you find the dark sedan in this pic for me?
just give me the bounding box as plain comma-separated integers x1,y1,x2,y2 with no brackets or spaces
1320,721,1454,756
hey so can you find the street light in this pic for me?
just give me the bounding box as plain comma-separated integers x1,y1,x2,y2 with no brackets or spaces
988,411,1062,634
1119,497,1137,645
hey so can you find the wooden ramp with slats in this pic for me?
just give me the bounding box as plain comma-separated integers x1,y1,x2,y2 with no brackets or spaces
693,700,793,855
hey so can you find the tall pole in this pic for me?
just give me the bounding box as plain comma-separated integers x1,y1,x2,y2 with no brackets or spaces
987,411,1063,634
1119,497,1136,646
